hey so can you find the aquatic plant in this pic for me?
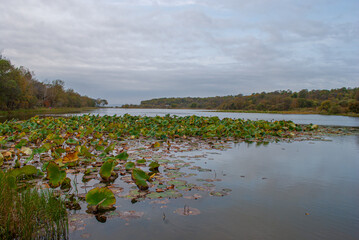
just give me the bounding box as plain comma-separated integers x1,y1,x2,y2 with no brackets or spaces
0,171,68,239
132,168,150,190
86,187,116,212
99,159,115,181
46,162,67,188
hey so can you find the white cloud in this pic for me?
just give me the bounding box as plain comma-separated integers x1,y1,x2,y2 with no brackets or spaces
0,0,358,104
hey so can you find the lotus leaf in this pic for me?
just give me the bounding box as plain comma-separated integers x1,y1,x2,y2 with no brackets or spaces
15,139,27,149
46,162,66,188
132,168,150,190
20,146,32,155
61,177,72,190
100,160,115,181
136,159,146,165
7,165,37,179
116,151,129,161
125,162,135,171
104,143,115,154
63,151,79,163
86,187,116,211
149,161,160,172
66,138,78,145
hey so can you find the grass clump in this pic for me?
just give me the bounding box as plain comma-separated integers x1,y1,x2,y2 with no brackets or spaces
0,171,68,240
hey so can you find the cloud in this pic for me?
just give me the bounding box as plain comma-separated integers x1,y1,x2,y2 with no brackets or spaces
0,0,358,104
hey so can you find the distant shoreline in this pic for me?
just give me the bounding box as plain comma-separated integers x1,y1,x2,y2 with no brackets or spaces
1,107,358,118
0,107,99,117
119,107,359,117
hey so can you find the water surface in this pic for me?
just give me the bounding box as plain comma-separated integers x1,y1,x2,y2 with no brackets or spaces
70,135,359,240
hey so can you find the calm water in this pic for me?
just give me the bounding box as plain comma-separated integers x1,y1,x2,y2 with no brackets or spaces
2,108,358,239
5,108,356,127
70,135,359,240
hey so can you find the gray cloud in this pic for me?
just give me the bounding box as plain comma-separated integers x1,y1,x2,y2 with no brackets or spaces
0,0,358,104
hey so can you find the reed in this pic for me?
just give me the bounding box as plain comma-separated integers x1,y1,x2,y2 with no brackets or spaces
0,171,68,239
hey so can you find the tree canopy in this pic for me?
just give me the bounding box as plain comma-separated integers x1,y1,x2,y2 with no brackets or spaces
123,88,359,114
0,56,107,110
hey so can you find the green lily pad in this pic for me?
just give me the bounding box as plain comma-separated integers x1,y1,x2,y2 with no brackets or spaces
7,165,37,179
132,168,150,190
20,165,37,176
104,143,115,154
116,151,129,161
46,162,66,188
125,162,135,171
149,161,160,172
66,138,78,145
167,180,187,186
86,187,116,211
136,159,146,165
100,160,115,181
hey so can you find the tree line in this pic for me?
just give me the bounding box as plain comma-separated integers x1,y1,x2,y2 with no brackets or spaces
123,88,359,114
0,56,107,110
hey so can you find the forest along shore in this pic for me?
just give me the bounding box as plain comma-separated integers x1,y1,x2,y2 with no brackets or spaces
121,88,359,117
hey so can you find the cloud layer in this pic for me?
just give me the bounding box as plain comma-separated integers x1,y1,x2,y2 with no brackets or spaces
1,0,358,104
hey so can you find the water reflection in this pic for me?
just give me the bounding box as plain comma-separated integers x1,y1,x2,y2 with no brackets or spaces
71,136,359,240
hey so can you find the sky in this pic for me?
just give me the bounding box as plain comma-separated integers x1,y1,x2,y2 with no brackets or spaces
0,0,358,105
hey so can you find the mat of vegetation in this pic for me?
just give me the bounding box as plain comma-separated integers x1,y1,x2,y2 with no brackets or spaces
1,114,349,237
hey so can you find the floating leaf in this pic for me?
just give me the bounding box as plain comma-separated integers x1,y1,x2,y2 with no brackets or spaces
1,151,12,160
86,187,116,211
100,160,115,181
152,142,161,148
132,168,150,190
136,159,146,165
7,165,37,179
20,146,33,155
0,153,3,166
125,162,135,171
66,138,78,145
116,151,129,161
167,180,187,186
20,165,37,176
46,162,66,188
104,143,115,154
61,177,72,190
15,139,28,149
63,151,79,163
149,161,160,172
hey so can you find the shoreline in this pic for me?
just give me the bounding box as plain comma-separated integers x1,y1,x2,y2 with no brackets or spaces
0,107,99,117
119,107,359,118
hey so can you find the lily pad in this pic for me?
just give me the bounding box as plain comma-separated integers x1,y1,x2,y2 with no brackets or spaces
99,160,115,181
132,168,150,190
149,161,160,172
125,162,135,171
20,146,33,155
46,162,66,188
116,151,129,161
86,187,116,211
66,138,78,145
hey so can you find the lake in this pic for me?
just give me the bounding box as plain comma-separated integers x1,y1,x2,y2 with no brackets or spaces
69,135,359,240
2,109,358,239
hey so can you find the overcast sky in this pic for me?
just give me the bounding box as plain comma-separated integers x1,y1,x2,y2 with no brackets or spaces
1,0,358,105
